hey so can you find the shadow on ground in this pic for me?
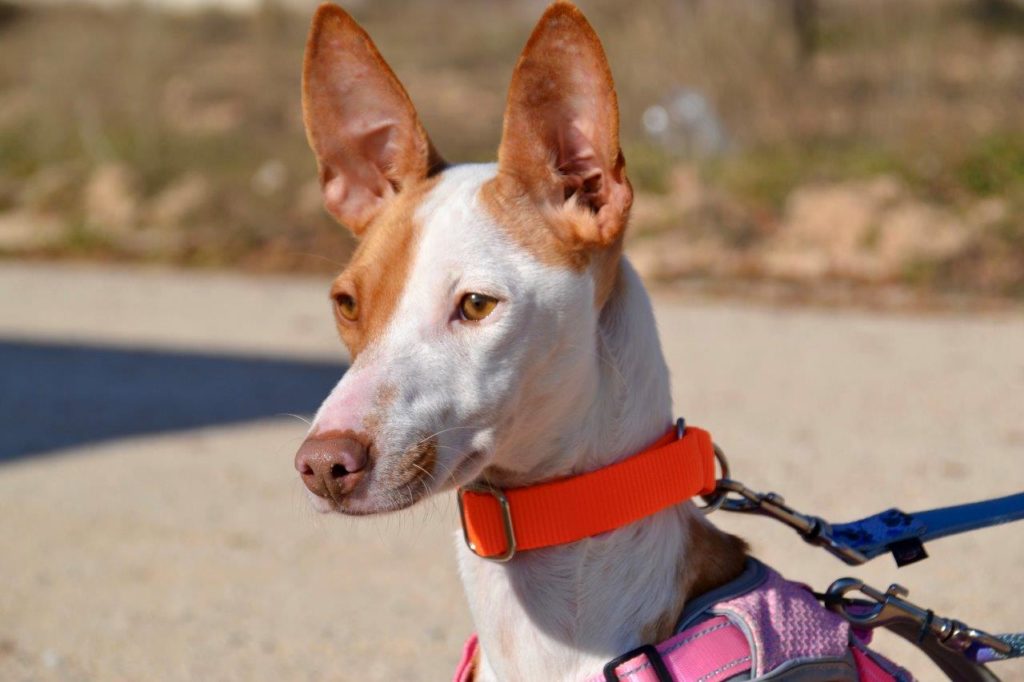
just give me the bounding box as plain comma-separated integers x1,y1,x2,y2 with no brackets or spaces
0,338,345,462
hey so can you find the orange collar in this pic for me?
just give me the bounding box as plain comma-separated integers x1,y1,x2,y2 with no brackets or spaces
457,425,718,561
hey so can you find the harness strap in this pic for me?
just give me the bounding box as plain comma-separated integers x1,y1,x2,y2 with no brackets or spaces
596,616,752,682
458,427,717,560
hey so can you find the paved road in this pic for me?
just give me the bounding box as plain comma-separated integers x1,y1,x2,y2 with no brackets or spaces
1,262,1022,681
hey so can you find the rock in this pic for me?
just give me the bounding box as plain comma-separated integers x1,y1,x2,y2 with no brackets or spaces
0,210,66,252
767,176,970,282
759,248,830,281
148,173,211,228
777,175,904,258
965,198,1009,229
84,163,140,236
876,202,969,268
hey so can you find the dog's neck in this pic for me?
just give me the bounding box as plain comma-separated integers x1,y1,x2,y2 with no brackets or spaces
456,260,741,682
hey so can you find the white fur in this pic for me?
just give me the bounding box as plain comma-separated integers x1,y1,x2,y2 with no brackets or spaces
308,164,702,680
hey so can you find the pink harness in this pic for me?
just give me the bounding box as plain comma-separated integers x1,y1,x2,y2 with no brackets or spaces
453,560,912,681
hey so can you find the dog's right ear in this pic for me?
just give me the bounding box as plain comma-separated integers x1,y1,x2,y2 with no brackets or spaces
302,3,444,235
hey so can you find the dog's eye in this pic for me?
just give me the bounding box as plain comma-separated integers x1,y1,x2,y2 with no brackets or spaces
459,293,498,322
334,293,359,321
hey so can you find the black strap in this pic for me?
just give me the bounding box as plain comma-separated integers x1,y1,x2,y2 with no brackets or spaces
603,644,673,682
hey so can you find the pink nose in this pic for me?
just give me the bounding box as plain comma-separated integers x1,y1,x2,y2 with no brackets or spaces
294,435,369,502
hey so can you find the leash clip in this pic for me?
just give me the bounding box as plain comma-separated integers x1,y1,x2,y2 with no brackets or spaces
711,478,870,565
826,578,1012,656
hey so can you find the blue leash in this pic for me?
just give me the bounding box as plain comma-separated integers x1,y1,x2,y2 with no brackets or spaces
973,633,1024,664
831,491,1024,566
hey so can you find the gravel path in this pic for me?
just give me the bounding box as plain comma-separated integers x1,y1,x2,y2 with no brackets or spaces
1,262,1022,681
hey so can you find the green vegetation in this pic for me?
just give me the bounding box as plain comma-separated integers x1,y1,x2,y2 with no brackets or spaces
0,0,1021,297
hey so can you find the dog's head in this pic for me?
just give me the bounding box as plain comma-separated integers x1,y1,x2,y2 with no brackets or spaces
295,1,633,514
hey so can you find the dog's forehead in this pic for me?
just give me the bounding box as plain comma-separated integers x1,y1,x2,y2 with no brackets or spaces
333,163,595,356
409,164,594,302
415,163,510,264
341,164,503,289
343,163,541,286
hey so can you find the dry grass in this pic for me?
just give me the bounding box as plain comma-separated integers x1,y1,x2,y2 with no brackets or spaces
0,0,1022,295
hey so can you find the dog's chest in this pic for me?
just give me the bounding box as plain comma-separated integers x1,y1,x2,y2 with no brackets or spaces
455,510,692,681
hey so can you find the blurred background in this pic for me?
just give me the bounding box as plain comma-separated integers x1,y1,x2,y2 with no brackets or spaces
1,0,1023,680
1,0,1023,300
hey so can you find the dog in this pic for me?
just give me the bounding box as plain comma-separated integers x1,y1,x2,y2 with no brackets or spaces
293,3,910,681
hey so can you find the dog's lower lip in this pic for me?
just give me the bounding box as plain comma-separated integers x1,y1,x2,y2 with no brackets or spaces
336,491,421,516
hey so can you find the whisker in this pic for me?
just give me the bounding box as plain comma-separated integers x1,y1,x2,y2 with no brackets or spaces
409,461,436,482
410,425,477,449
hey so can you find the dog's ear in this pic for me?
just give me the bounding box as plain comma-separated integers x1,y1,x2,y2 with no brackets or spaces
302,3,444,235
497,1,631,248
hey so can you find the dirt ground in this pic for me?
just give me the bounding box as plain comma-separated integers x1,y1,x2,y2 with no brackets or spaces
1,262,1022,681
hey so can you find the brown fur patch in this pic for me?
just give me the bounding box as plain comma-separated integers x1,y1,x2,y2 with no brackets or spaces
360,386,395,441
330,175,441,358
640,514,748,644
481,172,625,310
640,607,681,649
683,515,749,602
394,438,438,489
480,173,588,271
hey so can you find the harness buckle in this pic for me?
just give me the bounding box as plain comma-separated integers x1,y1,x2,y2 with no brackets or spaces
603,643,673,682
457,484,517,562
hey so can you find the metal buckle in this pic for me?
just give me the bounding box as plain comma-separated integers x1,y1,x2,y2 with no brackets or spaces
603,644,672,682
457,484,517,562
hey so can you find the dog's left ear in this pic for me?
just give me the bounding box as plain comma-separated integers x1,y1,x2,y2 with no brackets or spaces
497,1,632,248
302,3,444,235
